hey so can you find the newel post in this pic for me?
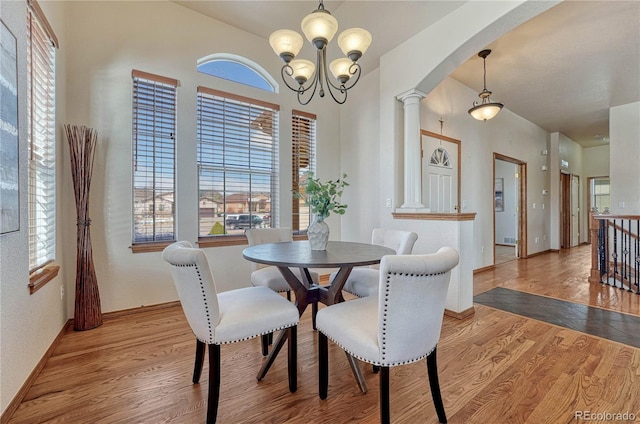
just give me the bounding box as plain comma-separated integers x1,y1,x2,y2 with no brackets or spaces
589,207,600,283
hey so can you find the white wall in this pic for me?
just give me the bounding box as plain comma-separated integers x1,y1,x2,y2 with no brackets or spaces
609,102,640,214
339,68,382,243
583,145,610,178
0,0,69,414
558,133,586,243
421,77,550,267
495,160,518,245
582,144,610,237
62,0,341,315
370,1,557,270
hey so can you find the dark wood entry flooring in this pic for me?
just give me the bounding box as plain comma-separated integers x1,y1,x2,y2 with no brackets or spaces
475,287,640,347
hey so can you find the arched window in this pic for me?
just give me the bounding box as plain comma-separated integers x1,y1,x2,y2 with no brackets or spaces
429,147,452,168
197,53,278,93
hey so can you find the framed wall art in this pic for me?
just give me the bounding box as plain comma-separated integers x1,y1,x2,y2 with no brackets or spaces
494,177,504,212
0,20,19,234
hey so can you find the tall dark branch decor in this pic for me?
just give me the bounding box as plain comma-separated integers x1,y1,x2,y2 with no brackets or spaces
65,124,102,331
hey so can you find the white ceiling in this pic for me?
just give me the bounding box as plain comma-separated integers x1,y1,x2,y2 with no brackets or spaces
173,1,640,148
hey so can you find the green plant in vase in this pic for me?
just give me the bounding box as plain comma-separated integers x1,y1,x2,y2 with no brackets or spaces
294,172,348,250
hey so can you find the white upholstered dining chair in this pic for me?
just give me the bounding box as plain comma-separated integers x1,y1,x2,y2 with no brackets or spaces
162,241,299,424
317,247,459,424
245,228,320,354
332,228,418,298
245,228,320,297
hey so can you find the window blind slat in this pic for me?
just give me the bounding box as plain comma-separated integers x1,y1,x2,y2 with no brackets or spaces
197,90,279,237
132,73,177,244
27,8,56,271
292,112,316,232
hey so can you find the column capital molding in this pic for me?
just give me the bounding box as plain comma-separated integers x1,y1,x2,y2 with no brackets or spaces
396,88,427,103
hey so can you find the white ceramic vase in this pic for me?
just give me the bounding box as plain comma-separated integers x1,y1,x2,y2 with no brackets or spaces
308,216,329,250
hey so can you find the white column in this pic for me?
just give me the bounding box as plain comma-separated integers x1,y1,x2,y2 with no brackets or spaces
396,89,427,210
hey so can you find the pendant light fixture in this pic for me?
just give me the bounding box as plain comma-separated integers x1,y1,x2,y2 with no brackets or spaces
468,49,503,121
269,0,372,105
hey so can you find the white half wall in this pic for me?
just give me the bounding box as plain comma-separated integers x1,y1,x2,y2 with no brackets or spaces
609,102,640,214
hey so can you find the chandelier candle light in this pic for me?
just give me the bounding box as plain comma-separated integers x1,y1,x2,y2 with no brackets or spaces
269,0,372,105
468,49,504,121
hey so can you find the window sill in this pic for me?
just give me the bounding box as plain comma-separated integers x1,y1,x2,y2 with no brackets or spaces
29,264,60,295
131,233,310,252
197,233,309,248
131,242,174,253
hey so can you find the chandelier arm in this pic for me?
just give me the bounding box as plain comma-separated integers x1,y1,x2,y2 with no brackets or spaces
325,84,347,104
297,77,321,105
281,65,307,92
318,47,347,104
280,63,322,106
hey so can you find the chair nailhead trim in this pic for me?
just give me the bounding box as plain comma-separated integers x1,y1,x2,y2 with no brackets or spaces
379,270,446,361
170,262,214,343
169,260,299,345
322,333,436,367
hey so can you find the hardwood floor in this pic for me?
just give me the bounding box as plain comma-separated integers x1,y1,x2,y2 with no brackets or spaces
474,245,640,316
7,245,640,423
494,244,516,265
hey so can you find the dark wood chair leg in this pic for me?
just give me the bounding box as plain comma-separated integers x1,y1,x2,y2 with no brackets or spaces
427,347,447,423
193,339,206,383
312,302,318,330
373,365,380,373
207,344,221,424
261,334,269,356
319,332,329,399
286,291,291,301
288,326,298,392
380,367,390,424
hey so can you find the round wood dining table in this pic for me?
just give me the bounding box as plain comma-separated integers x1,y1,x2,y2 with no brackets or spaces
243,240,396,392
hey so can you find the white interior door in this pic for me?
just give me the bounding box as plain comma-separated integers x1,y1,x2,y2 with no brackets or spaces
422,137,458,213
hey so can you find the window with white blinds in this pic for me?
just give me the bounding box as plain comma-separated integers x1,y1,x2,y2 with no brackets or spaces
27,5,57,271
197,87,279,237
292,110,316,233
131,70,177,244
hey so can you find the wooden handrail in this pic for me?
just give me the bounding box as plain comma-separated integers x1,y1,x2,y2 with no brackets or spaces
593,214,640,220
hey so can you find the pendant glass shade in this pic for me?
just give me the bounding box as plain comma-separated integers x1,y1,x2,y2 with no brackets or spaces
337,28,372,61
269,29,304,61
329,58,353,82
301,10,338,43
289,59,315,84
469,102,503,121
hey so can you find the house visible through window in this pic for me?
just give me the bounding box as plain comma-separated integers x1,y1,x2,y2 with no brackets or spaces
197,87,279,237
27,1,58,273
131,70,177,244
292,110,316,233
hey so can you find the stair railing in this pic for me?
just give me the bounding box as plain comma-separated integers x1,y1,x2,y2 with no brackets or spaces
589,208,640,295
